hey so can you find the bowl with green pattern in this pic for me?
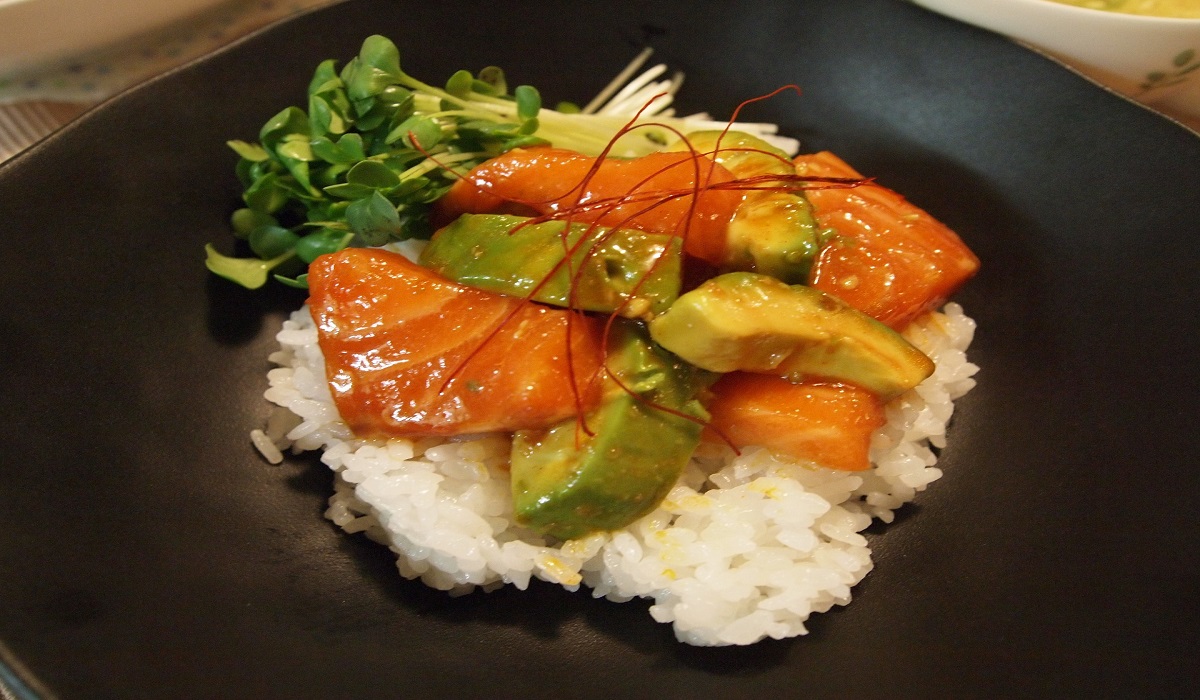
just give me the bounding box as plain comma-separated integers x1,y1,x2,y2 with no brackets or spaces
911,0,1200,129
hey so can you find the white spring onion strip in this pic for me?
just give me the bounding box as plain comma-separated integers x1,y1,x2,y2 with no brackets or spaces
581,47,655,114
579,48,800,156
591,62,680,117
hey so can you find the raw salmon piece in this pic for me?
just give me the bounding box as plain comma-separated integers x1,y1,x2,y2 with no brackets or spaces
307,248,605,437
796,151,979,329
435,147,742,266
702,372,886,472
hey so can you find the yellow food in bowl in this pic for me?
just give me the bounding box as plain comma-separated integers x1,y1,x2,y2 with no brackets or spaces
1046,0,1200,18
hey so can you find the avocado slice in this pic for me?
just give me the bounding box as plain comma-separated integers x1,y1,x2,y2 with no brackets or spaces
420,213,681,318
510,320,712,540
647,272,934,400
669,131,822,283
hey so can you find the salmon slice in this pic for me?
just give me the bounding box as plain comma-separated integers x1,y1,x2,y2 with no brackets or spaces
702,372,886,472
435,147,742,266
796,151,980,329
307,248,606,437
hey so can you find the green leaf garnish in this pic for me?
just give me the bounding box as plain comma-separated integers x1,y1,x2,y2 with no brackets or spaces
273,273,310,289
248,225,300,259
445,69,475,98
227,140,269,162
276,133,315,162
345,159,401,189
386,115,442,149
294,229,352,263
230,208,276,238
514,85,541,121
204,244,294,289
210,34,706,290
475,66,507,96
346,191,403,245
242,172,289,213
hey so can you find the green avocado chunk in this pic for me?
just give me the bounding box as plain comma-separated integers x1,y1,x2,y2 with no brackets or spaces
510,320,712,540
419,213,681,318
669,131,821,283
647,272,934,400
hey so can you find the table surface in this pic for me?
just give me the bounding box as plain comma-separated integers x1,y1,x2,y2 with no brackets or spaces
2,0,1196,167
0,0,341,165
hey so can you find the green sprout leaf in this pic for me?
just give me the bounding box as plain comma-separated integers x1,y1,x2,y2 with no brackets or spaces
476,66,507,96
248,224,300,259
308,59,342,95
502,134,551,150
514,85,541,121
259,106,310,149
336,133,366,160
309,94,347,136
386,115,442,149
242,172,290,213
518,117,540,135
276,133,315,162
323,182,380,200
345,191,403,245
310,136,350,165
343,34,405,101
345,159,401,189
273,272,310,289
204,244,294,289
445,69,474,98
227,140,269,162
230,208,276,238
294,229,351,263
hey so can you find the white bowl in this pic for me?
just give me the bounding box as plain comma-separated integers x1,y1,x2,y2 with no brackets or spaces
910,0,1200,128
0,0,231,77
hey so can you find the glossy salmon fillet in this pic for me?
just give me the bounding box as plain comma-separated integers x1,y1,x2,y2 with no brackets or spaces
307,248,606,437
796,151,980,329
702,372,886,472
435,147,742,266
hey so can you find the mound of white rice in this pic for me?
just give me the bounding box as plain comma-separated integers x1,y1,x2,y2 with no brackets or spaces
252,296,977,646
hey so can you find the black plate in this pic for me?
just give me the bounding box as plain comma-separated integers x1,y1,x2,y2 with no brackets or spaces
2,0,1198,697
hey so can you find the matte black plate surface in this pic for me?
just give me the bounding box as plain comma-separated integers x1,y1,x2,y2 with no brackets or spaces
2,1,1198,697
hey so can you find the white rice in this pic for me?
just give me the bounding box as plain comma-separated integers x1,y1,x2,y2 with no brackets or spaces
256,299,977,646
